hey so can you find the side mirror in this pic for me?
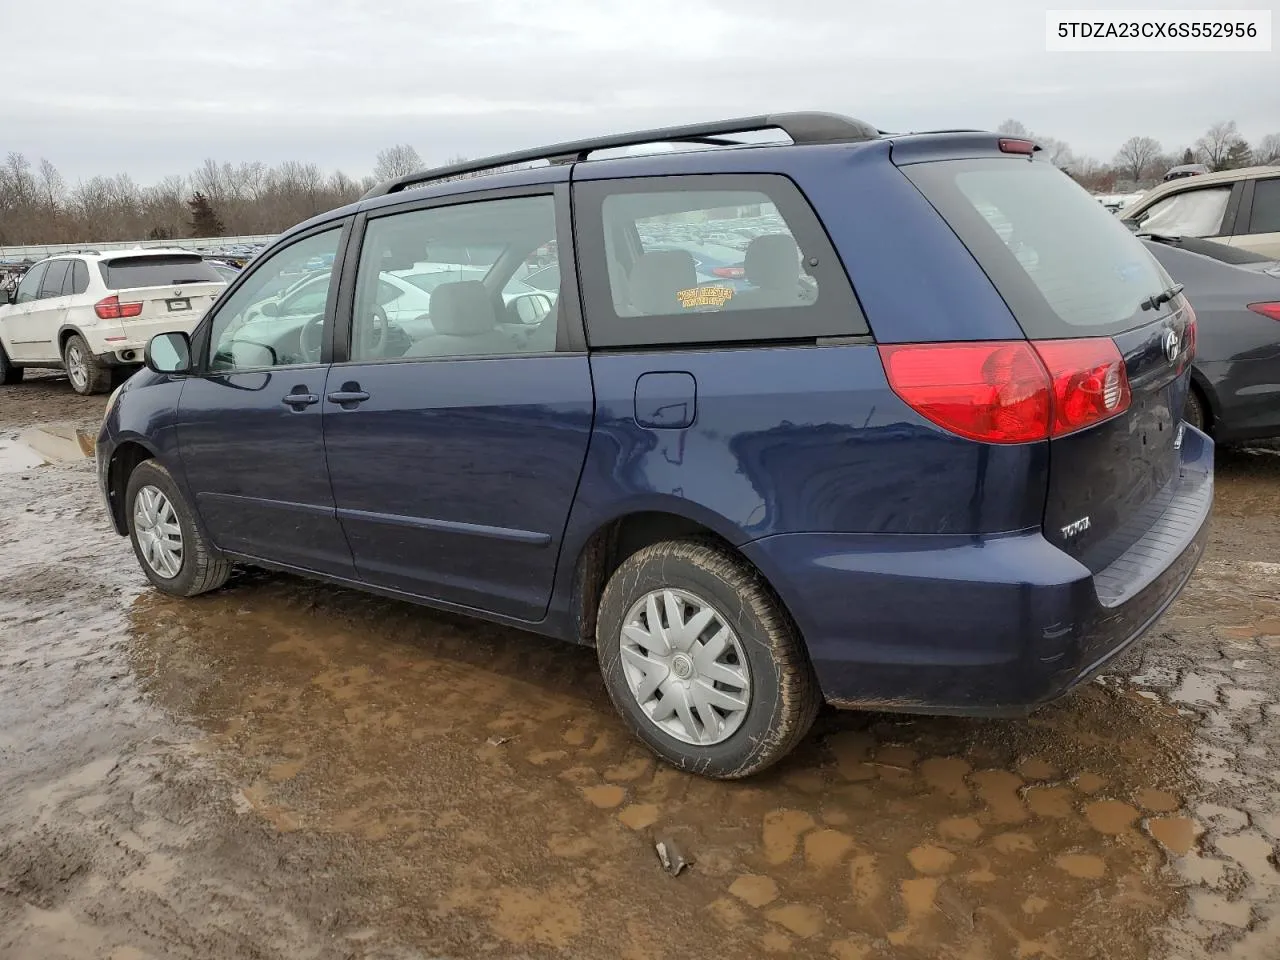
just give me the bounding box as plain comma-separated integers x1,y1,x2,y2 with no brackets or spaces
509,292,553,326
258,300,280,317
145,332,192,375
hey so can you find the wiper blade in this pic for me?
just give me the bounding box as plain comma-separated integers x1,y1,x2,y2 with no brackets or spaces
1141,282,1184,312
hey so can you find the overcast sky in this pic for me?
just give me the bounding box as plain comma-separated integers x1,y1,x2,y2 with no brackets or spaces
4,0,1276,184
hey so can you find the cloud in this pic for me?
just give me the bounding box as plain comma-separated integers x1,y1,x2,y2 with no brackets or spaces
2,0,1275,182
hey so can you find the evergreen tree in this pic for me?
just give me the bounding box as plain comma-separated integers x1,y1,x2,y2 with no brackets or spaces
186,192,225,237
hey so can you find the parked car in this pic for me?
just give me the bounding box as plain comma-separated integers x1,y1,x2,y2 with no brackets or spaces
1120,165,1280,258
97,113,1212,778
1143,235,1280,442
0,250,226,393
205,259,242,283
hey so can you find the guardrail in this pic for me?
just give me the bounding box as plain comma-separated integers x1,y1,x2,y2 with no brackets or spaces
0,234,278,262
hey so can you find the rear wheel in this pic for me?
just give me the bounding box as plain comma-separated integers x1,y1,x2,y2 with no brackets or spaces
0,342,23,385
125,459,232,597
595,539,820,779
64,333,111,395
1183,386,1208,434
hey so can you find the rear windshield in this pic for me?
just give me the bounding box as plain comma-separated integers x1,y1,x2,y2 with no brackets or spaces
905,158,1174,338
98,255,224,290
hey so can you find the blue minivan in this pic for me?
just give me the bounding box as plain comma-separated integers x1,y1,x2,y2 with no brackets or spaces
96,113,1213,778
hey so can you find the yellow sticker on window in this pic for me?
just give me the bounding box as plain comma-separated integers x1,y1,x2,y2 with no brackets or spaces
677,286,734,309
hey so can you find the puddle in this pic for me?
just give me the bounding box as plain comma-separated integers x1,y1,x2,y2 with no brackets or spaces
0,424,93,474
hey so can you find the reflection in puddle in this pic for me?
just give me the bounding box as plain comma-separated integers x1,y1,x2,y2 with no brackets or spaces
126,571,1198,959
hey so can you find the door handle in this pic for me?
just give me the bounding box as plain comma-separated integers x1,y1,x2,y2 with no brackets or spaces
326,387,370,409
282,390,319,410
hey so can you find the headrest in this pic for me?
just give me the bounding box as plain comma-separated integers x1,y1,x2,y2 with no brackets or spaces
629,249,697,315
744,234,800,290
429,280,498,336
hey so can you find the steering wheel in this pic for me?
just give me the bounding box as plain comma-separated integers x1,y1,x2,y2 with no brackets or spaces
299,314,326,363
359,305,390,358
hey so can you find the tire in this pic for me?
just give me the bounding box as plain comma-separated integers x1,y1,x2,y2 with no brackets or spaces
596,538,820,779
0,342,23,385
1183,386,1208,434
63,333,112,395
125,459,232,597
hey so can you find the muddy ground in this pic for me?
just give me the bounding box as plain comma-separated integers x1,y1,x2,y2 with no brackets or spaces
1,370,1278,960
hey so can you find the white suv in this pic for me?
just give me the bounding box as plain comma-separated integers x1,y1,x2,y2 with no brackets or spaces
0,249,226,394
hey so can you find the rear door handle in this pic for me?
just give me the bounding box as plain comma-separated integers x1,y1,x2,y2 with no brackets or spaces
326,388,370,408
282,390,319,410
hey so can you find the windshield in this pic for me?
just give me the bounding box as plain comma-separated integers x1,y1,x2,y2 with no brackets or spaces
906,158,1174,337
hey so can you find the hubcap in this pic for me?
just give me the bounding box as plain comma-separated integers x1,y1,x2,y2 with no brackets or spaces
133,485,183,579
619,588,751,746
66,344,86,388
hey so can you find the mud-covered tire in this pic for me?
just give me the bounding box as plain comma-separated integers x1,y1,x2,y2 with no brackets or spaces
596,539,820,779
0,342,23,385
64,333,111,395
1183,386,1208,434
125,459,231,597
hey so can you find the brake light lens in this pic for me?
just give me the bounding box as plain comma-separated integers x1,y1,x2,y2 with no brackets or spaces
879,341,1051,443
95,295,143,320
1033,338,1132,437
998,138,1037,155
712,266,745,279
1249,302,1280,321
879,338,1131,444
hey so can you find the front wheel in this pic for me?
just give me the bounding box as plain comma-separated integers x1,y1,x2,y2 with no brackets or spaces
125,459,232,597
63,333,111,395
595,539,820,779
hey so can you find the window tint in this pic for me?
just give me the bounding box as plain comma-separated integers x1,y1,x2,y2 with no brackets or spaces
575,174,863,347
39,261,71,299
1247,178,1280,235
70,260,90,295
350,195,559,362
906,158,1173,338
1136,186,1232,237
207,228,344,372
99,255,224,290
14,263,46,304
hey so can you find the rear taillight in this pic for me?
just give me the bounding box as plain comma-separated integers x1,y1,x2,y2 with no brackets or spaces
1033,338,1132,437
95,295,143,320
879,338,1131,444
1248,302,1280,321
712,266,745,279
878,341,1051,443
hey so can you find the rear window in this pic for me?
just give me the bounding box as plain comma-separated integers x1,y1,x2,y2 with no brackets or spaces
98,255,224,290
906,158,1174,338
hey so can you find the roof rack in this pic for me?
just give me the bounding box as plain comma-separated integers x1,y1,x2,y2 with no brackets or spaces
361,111,880,200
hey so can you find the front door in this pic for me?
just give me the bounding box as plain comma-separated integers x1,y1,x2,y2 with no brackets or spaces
1,262,58,361
175,224,357,576
322,191,593,620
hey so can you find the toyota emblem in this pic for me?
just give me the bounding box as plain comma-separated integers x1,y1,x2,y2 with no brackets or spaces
1162,327,1179,363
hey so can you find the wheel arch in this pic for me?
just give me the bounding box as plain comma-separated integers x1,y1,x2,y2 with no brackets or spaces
106,438,159,535
566,508,795,649
1187,365,1218,435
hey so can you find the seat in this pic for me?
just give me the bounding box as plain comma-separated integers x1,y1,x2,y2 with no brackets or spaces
403,280,517,358
628,249,698,315
731,234,805,310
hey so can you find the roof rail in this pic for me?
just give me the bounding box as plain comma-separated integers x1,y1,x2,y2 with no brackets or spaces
361,111,880,200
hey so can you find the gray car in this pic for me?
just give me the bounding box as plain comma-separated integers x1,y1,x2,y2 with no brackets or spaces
1143,236,1280,442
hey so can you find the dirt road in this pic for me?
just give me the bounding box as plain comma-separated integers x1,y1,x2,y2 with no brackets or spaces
2,371,1279,959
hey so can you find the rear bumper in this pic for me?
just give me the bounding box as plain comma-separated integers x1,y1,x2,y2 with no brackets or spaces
87,316,203,364
741,426,1214,716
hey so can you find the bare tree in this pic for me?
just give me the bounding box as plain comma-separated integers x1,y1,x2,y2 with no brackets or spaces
1113,136,1162,182
37,158,66,209
1256,133,1280,165
1195,121,1241,171
373,144,424,180
996,119,1031,137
